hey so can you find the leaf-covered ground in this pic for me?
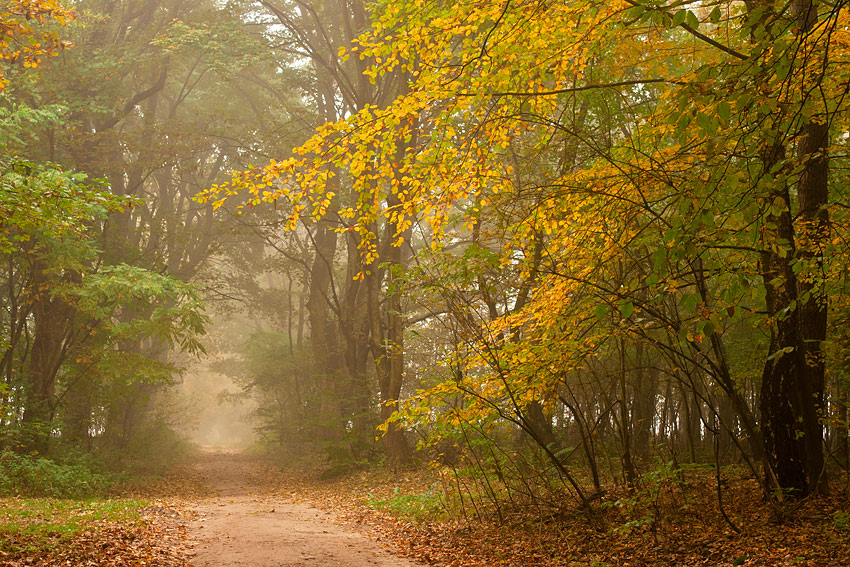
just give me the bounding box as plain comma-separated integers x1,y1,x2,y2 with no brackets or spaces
0,499,191,567
0,461,204,567
291,466,850,567
2,454,848,566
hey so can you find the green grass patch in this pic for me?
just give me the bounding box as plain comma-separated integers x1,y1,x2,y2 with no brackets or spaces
0,497,146,554
367,485,445,522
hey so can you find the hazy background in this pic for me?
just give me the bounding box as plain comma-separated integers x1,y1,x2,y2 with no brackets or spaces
176,312,263,450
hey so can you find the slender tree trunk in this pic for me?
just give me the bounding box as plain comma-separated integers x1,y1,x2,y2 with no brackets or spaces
618,339,637,489
681,387,698,462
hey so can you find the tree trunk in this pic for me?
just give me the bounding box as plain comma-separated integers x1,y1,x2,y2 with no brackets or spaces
758,141,810,496
370,212,411,466
750,0,829,502
633,344,657,462
307,218,345,449
793,0,829,493
22,263,74,453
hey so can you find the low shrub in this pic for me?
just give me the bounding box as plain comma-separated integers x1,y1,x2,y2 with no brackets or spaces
0,451,113,498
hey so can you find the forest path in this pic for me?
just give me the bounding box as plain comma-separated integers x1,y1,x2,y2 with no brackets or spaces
185,449,421,567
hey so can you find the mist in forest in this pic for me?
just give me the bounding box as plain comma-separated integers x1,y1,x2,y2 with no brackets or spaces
178,361,256,449
2,8,849,565
173,309,273,450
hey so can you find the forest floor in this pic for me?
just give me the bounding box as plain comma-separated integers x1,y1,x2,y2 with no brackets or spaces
2,449,850,566
283,460,850,567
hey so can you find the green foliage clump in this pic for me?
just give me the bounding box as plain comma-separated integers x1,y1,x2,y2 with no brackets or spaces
0,451,114,498
367,485,445,522
833,510,850,534
217,331,323,456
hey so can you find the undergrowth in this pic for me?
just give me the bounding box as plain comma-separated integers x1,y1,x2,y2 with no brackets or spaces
0,451,116,498
367,484,445,522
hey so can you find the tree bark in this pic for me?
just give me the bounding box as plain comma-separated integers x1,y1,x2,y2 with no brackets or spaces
22,261,75,453
307,219,345,448
793,0,829,494
758,141,810,496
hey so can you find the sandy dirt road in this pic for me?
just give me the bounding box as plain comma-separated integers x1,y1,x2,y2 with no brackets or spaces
186,450,421,567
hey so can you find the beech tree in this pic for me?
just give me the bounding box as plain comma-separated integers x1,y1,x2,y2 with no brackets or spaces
209,0,850,499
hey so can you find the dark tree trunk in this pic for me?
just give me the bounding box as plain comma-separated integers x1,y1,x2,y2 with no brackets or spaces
22,263,75,453
681,386,699,462
307,218,345,448
751,0,830,502
370,211,411,466
339,233,376,455
633,344,657,462
61,376,96,450
793,0,829,492
758,141,810,496
526,401,558,451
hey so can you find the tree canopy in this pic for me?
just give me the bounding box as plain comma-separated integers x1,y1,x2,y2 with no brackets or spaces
202,0,850,500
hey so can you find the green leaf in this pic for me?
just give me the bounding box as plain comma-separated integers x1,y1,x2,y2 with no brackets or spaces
766,346,794,362
680,293,700,313
675,112,692,136
652,247,667,273
709,6,722,23
696,112,717,136
594,303,610,320
618,300,635,319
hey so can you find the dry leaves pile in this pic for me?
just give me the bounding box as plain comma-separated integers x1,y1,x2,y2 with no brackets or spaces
112,463,211,501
